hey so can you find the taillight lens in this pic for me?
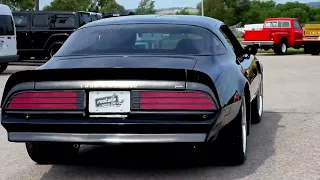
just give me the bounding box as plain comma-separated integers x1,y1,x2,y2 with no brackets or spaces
6,91,84,110
137,91,216,110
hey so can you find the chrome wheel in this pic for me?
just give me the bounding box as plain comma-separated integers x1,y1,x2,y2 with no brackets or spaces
241,99,247,154
281,43,287,53
258,81,263,117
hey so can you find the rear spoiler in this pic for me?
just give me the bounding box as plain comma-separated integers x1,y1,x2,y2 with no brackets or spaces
2,68,219,106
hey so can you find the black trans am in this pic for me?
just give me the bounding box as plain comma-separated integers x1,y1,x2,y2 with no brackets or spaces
1,15,264,165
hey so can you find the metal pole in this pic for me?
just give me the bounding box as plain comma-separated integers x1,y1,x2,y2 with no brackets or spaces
34,0,39,11
201,0,204,16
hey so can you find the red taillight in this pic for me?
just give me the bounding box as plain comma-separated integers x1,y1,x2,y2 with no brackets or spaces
6,91,84,110
138,91,216,110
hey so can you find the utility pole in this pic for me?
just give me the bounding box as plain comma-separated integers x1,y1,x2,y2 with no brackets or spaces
201,0,204,16
34,0,39,11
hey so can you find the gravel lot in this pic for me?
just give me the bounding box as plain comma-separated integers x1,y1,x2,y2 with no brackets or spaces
1,55,320,180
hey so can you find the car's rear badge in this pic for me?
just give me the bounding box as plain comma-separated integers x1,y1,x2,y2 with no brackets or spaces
95,93,124,108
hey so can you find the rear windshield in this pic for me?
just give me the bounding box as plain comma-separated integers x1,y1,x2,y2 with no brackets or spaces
0,15,15,35
56,24,226,56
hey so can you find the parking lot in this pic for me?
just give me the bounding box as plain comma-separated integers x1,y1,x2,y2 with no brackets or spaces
1,54,320,180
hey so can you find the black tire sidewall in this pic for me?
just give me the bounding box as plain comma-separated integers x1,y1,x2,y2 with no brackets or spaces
49,44,62,58
0,63,8,74
217,97,248,165
251,78,263,124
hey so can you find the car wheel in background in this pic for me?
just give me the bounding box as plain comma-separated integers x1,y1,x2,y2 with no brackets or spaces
49,44,62,58
251,77,263,124
26,142,80,164
311,48,320,56
0,63,8,74
274,40,287,55
34,55,47,60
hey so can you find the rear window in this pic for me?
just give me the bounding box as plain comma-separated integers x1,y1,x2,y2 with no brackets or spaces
49,14,77,28
264,21,290,28
56,24,226,56
0,15,15,35
13,14,28,27
79,13,90,25
90,14,97,21
32,14,49,27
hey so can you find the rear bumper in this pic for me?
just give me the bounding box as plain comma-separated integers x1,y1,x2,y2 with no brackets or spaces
8,132,207,143
303,38,320,42
1,115,220,144
242,41,274,46
0,55,19,63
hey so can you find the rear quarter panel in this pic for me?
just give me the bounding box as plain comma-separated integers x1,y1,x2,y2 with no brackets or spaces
268,30,291,45
193,54,247,109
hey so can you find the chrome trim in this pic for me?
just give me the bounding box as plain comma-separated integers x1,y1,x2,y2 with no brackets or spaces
8,132,207,143
242,41,274,46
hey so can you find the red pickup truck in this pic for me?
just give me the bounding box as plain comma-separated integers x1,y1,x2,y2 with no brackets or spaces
242,17,304,55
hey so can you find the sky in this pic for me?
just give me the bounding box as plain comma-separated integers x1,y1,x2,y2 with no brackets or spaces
39,0,319,10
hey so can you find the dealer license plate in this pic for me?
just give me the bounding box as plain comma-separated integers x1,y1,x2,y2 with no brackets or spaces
89,91,131,113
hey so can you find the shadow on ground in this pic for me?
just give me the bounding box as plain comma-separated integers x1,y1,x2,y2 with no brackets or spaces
40,112,282,180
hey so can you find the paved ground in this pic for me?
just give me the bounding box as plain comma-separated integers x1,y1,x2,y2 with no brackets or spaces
1,55,320,180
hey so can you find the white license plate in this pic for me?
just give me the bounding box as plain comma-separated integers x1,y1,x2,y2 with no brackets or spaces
89,91,131,113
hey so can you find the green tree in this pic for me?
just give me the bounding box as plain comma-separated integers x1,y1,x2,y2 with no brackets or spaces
89,0,124,13
197,0,227,22
176,8,191,15
43,0,91,11
198,0,320,25
99,0,125,13
135,0,156,15
0,0,34,11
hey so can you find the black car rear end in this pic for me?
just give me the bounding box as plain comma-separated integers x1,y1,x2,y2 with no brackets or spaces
0,17,251,165
1,68,221,144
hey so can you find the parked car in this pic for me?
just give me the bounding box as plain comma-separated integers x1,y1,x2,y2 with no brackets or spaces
13,11,93,61
303,23,320,55
0,4,19,73
242,17,304,55
89,12,102,21
1,15,263,166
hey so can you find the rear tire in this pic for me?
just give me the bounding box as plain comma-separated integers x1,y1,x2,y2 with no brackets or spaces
251,77,263,124
220,97,248,165
48,44,62,58
26,142,80,164
203,97,248,166
311,48,320,55
0,63,8,74
274,40,287,55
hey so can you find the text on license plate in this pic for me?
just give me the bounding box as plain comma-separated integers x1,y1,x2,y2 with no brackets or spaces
88,91,130,113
